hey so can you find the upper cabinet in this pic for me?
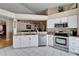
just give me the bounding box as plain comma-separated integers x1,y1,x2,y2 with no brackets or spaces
55,17,67,23
47,15,78,28
47,17,67,28
59,17,67,23
67,15,77,28
47,19,55,28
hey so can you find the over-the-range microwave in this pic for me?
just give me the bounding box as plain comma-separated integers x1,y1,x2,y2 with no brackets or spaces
54,23,68,28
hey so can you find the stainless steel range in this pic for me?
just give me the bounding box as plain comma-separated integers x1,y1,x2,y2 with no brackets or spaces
53,23,69,51
53,32,69,51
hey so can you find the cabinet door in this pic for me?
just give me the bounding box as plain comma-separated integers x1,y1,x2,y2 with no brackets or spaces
69,37,76,48
47,19,55,28
13,36,21,48
21,36,29,47
75,38,79,47
48,35,53,46
47,19,52,28
69,46,77,53
30,35,38,47
60,17,67,23
68,15,77,28
54,18,60,24
69,45,79,54
69,37,79,54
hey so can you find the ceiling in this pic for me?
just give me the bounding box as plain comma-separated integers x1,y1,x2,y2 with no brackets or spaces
0,3,70,14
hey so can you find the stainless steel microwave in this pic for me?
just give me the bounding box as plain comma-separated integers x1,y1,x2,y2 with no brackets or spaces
54,23,68,28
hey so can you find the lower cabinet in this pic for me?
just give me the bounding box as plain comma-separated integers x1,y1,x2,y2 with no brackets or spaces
69,37,79,54
30,35,38,47
21,36,29,47
13,36,21,48
48,35,54,46
13,35,38,48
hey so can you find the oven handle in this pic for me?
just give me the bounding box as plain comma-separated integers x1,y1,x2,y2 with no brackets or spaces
54,36,68,38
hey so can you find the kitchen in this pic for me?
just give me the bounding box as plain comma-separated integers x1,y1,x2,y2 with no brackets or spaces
47,3,79,54
0,3,79,56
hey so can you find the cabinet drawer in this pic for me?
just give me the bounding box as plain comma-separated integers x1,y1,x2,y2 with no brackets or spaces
69,38,76,42
69,41,79,47
69,41,77,45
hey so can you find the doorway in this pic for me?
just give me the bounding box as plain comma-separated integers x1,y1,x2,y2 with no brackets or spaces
0,21,6,47
0,21,6,39
0,18,13,48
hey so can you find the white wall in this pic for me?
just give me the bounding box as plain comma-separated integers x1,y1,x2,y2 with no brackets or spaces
17,22,26,31
8,19,13,33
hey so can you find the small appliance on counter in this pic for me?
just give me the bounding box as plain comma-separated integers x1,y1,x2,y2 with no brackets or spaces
70,29,77,36
54,23,68,28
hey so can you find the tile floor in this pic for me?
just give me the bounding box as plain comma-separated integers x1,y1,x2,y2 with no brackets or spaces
0,46,77,56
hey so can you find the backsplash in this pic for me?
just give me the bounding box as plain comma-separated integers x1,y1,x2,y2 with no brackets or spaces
47,28,77,36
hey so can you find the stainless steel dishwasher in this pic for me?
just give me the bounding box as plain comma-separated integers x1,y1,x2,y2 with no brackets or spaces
38,32,47,46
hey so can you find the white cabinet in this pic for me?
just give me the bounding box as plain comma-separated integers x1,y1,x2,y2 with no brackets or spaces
48,15,77,28
13,35,38,48
60,17,67,23
54,18,60,24
21,36,29,47
30,35,38,47
47,19,55,28
13,36,21,48
22,35,38,47
69,36,79,54
55,17,67,23
68,15,77,28
47,17,67,28
48,35,54,46
39,34,47,46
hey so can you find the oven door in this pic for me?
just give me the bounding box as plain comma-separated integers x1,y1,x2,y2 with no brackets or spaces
54,36,69,48
55,37,67,45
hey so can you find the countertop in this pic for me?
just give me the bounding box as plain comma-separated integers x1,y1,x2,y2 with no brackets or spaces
14,32,47,36
47,32,54,35
13,31,79,37
69,35,79,37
